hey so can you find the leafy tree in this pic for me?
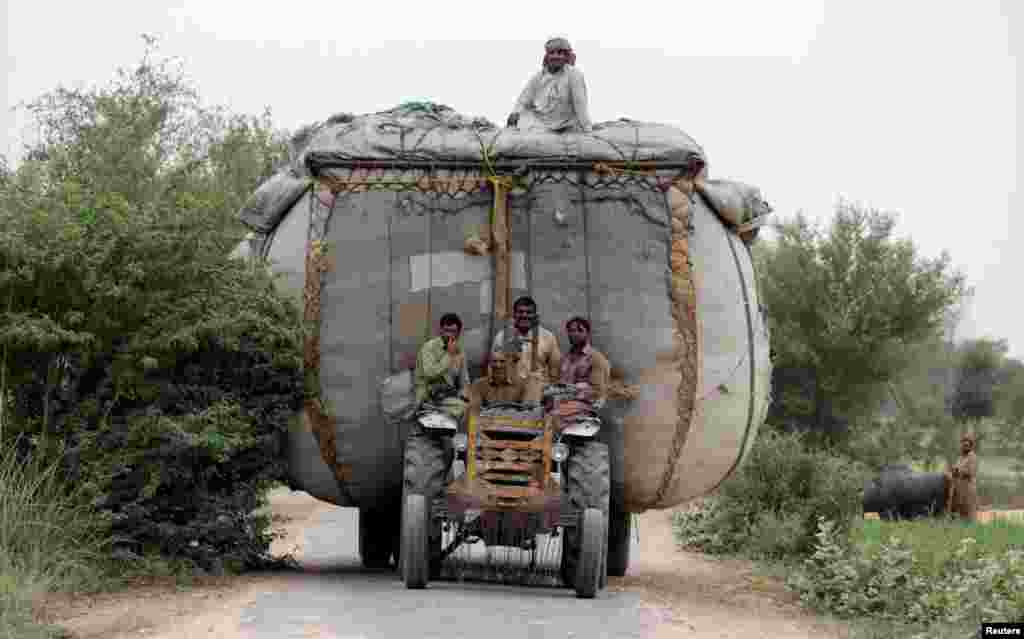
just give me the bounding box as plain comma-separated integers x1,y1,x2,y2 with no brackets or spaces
995,357,1024,427
754,200,969,444
1,36,303,571
16,34,288,256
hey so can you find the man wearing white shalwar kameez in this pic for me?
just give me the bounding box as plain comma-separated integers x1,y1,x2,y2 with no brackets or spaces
507,37,593,134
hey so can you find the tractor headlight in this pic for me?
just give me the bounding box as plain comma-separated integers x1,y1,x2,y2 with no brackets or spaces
452,433,468,452
552,443,569,463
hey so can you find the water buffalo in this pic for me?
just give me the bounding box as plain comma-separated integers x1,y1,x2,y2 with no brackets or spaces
862,464,948,520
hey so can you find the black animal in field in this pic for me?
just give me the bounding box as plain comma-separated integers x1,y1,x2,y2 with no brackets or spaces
862,464,949,520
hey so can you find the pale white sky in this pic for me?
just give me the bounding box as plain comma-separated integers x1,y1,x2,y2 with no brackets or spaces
3,1,1020,357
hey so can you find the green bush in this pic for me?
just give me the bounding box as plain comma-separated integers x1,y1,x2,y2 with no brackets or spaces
673,430,870,559
789,517,1024,631
0,37,304,577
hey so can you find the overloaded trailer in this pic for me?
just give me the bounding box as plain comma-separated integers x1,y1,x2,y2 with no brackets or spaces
234,102,773,596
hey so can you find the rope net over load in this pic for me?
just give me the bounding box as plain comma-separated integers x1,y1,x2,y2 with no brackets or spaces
240,102,770,236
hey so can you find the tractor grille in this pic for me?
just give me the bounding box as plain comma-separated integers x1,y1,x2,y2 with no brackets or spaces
477,439,544,486
474,410,547,489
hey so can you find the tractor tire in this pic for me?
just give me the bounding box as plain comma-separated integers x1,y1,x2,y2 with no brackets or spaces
606,483,631,578
560,440,610,590
359,506,399,570
575,508,606,599
401,494,429,589
400,433,449,583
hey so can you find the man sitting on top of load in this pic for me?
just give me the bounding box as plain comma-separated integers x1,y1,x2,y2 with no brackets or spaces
506,36,593,134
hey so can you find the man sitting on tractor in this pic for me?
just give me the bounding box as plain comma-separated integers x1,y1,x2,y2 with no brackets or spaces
414,313,470,420
491,296,562,386
471,336,545,408
551,316,609,422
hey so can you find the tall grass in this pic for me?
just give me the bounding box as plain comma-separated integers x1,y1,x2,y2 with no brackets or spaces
0,440,109,638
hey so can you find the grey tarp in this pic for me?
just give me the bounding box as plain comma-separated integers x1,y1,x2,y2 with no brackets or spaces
294,103,706,163
237,102,772,512
236,103,772,238
240,103,702,233
695,179,773,228
237,168,312,233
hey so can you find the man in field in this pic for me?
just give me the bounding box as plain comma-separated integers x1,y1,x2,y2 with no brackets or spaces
507,37,593,134
945,432,979,522
414,313,470,420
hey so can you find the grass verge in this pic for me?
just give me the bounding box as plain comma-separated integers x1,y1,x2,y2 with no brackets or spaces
1,441,110,638
1,441,296,638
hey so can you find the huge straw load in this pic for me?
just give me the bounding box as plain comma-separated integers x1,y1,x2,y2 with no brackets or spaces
234,102,772,567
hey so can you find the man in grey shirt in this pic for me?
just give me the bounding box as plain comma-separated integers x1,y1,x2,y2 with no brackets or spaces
506,37,593,134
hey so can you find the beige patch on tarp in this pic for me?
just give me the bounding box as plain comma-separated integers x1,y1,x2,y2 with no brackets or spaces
397,301,431,339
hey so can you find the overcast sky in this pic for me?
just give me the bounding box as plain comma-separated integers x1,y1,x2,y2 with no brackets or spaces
4,1,1020,358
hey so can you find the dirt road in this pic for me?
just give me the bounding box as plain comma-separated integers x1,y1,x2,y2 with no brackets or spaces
40,489,852,639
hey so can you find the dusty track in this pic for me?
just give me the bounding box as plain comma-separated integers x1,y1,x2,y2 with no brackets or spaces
612,505,850,639
40,490,854,638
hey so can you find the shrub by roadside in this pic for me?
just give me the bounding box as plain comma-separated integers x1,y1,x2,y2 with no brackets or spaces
64,332,304,576
787,517,1024,636
671,429,1024,635
672,430,869,559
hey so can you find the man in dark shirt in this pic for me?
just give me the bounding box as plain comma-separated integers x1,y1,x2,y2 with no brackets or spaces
556,316,610,420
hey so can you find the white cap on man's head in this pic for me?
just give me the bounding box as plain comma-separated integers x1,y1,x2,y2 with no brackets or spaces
544,36,572,51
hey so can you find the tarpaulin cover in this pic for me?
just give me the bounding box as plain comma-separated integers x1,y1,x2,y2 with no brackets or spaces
296,102,707,165
237,168,311,234
238,103,772,513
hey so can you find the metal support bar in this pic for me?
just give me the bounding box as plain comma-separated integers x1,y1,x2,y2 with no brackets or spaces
439,523,478,562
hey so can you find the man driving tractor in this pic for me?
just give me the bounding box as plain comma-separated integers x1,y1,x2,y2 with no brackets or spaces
471,337,546,407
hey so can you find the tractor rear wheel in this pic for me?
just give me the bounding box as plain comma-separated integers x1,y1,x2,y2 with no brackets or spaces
575,508,605,599
401,494,429,588
606,497,631,577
